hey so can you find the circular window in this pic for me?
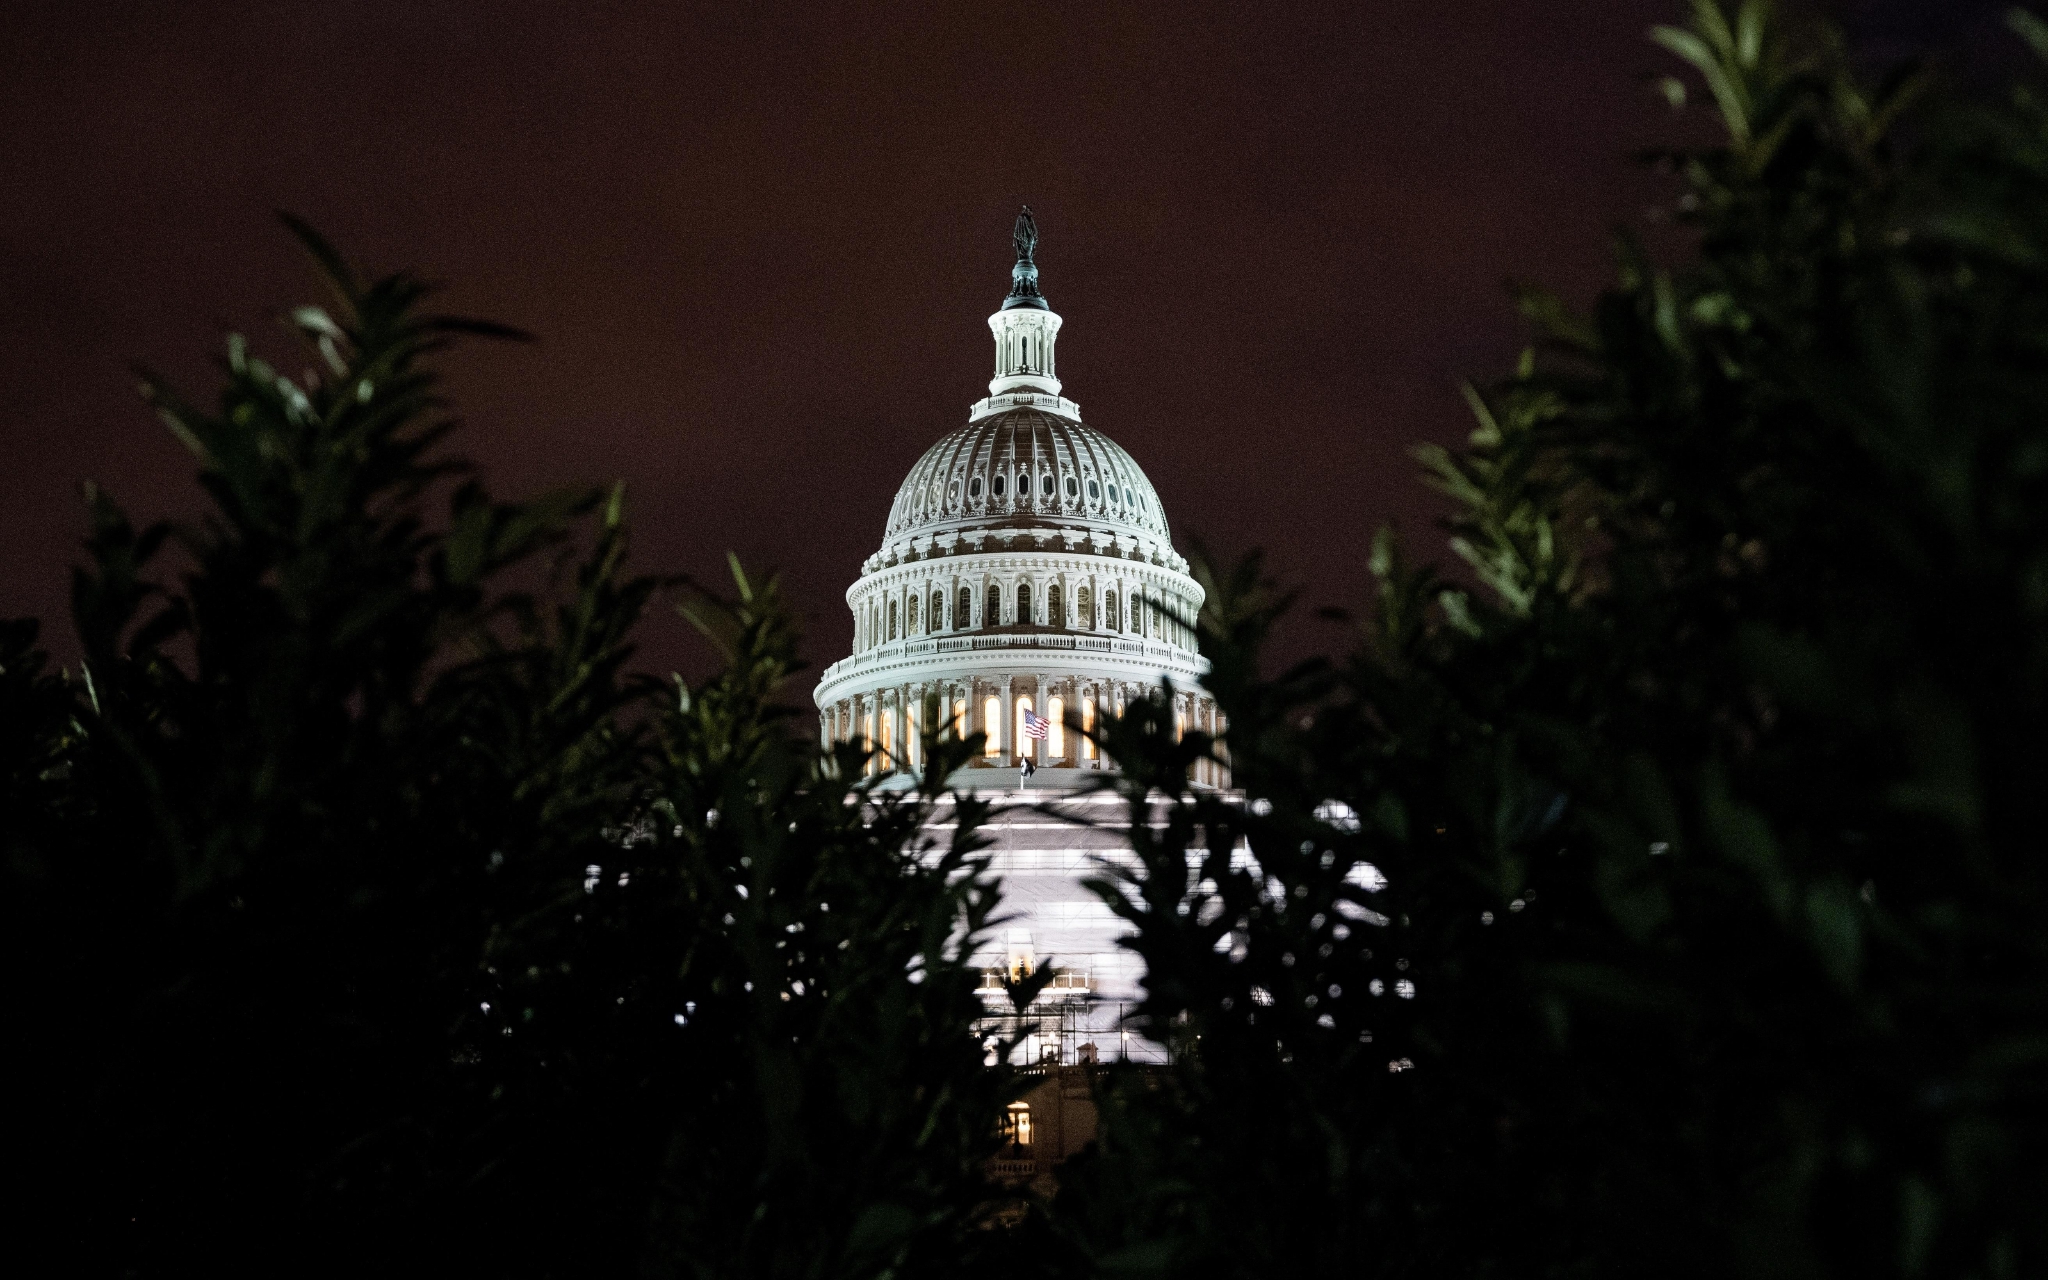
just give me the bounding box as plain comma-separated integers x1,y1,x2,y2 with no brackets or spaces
992,473,1006,497
1064,475,1079,498
1087,478,1100,500
969,476,983,498
1041,473,1055,497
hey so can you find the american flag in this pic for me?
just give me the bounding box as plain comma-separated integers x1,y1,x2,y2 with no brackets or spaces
1022,710,1051,740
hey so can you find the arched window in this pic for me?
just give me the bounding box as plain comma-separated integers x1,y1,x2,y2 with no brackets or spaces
969,475,983,498
958,586,972,630
889,598,899,641
1079,584,1093,629
908,594,919,634
1082,696,1096,759
1048,695,1065,757
992,473,1007,498
1065,475,1079,498
1087,478,1100,500
1105,590,1118,632
1041,473,1055,497
1015,695,1034,758
1017,582,1032,625
931,590,943,630
983,696,1002,757
1048,582,1064,629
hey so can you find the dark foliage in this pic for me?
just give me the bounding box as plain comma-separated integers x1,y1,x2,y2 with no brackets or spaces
3,222,1027,1277
1061,4,2048,1277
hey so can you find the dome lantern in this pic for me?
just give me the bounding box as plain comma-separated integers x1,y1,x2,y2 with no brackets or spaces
985,206,1066,403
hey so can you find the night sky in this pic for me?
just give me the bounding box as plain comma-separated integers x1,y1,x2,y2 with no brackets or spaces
0,0,2010,679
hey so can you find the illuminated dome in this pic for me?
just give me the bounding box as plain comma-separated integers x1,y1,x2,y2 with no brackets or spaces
813,207,1220,1067
820,208,1209,737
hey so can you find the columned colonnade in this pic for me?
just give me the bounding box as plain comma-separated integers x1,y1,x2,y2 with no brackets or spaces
821,677,1229,789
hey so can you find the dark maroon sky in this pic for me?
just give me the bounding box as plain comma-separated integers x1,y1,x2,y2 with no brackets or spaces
0,0,2006,678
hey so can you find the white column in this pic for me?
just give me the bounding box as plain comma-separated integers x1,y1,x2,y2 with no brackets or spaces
911,682,926,770
894,686,909,771
1032,674,1046,770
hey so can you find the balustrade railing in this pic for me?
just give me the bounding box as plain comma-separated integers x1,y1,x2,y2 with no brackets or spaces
820,630,1199,685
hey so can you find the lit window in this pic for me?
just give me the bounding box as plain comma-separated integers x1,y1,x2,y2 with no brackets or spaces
1082,697,1095,759
1016,695,1034,757
983,696,1002,757
1049,695,1065,757
1004,1102,1033,1148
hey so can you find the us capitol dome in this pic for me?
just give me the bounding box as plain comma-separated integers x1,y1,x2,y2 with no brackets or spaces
814,208,1222,792
814,209,1224,1071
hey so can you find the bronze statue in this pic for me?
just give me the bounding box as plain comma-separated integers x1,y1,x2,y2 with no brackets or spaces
1013,205,1038,264
1004,205,1046,308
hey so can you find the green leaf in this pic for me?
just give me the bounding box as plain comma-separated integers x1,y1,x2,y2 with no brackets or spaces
1803,879,1864,988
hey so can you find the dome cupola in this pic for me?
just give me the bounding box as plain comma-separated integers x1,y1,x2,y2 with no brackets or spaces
978,206,1073,413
